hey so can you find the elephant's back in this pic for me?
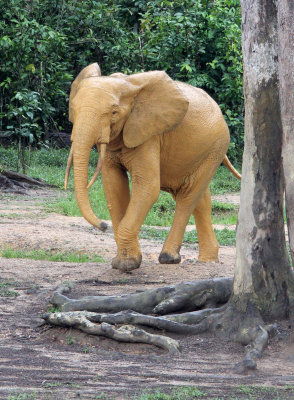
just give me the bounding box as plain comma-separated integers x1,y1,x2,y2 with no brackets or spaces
176,82,225,127
159,82,229,189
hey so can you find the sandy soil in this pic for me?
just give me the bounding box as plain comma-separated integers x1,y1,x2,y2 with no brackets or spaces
0,188,294,399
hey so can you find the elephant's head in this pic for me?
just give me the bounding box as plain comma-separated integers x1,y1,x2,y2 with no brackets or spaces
66,63,188,231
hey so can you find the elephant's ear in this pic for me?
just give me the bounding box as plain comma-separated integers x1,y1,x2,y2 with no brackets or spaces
123,71,189,148
69,63,101,123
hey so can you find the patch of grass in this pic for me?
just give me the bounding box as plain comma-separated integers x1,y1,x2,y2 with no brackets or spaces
46,305,62,313
0,146,99,189
211,201,238,225
134,385,294,400
1,248,105,263
212,213,238,225
0,212,24,219
136,386,206,400
215,228,236,246
8,393,36,400
66,334,77,345
140,227,235,246
145,192,176,226
235,384,294,399
42,381,80,389
210,165,241,195
0,281,19,297
95,393,108,400
0,281,13,287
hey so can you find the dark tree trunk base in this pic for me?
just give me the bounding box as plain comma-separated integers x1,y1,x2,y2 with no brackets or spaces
211,295,279,373
0,170,52,194
43,279,280,371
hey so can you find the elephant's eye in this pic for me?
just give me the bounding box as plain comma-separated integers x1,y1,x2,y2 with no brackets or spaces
112,110,118,115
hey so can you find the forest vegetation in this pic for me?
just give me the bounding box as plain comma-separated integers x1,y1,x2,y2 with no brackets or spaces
0,0,243,165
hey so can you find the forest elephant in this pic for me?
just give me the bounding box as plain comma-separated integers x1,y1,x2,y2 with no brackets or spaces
65,63,241,272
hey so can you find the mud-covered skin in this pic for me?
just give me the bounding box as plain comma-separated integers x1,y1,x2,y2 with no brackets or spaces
67,63,239,271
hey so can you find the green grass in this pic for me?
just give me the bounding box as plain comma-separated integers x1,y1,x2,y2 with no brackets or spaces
1,247,105,263
0,281,19,298
1,147,240,227
210,164,241,194
133,385,294,400
140,227,235,246
136,386,206,400
211,201,238,225
8,393,36,400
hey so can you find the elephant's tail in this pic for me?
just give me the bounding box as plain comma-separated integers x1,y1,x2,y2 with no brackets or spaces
223,155,241,180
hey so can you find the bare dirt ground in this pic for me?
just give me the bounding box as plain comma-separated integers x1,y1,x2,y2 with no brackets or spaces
0,188,294,399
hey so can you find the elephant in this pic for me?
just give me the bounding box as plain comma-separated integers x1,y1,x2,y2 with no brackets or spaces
65,63,241,272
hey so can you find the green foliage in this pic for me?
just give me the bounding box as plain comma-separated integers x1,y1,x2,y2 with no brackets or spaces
1,0,243,163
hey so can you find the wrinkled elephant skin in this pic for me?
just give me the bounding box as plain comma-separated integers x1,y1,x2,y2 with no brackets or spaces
66,63,239,272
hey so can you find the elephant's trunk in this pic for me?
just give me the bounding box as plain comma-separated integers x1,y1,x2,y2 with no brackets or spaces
72,121,109,232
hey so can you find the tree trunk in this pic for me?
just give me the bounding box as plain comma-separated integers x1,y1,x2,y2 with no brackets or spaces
235,0,294,319
278,0,294,266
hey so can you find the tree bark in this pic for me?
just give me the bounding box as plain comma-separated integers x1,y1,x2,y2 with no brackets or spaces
278,0,294,266
235,0,294,319
0,170,52,193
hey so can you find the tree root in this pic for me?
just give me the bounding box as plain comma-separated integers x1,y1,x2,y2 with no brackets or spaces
44,280,278,366
233,324,278,373
0,169,53,194
43,311,180,354
51,277,233,314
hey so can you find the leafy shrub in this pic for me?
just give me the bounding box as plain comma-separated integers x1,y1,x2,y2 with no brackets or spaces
0,0,243,163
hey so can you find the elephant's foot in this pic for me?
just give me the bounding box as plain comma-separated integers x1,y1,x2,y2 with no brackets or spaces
198,244,219,263
198,255,219,263
112,254,142,272
158,252,181,264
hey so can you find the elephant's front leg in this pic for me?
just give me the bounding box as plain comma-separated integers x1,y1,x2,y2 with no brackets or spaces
112,140,160,272
102,158,130,243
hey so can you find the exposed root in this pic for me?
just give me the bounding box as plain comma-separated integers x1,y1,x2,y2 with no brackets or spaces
88,309,220,334
51,278,233,314
45,280,278,363
0,169,52,194
43,311,180,354
233,324,278,373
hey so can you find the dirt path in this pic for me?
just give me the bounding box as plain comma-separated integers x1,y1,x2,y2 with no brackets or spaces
0,189,294,399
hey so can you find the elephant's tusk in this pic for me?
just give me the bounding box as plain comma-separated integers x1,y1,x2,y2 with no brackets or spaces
87,155,102,189
64,145,73,190
100,143,106,160
87,144,106,189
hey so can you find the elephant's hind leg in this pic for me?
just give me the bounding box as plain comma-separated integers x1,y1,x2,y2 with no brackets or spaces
158,194,192,264
159,155,222,265
193,187,219,262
